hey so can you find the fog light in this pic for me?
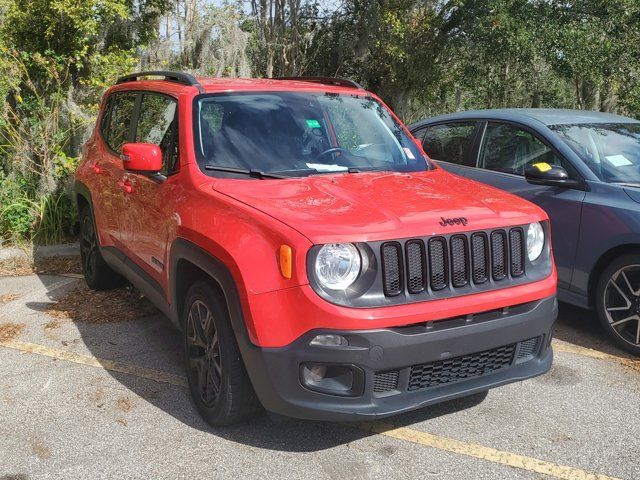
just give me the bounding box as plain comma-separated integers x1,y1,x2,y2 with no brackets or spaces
300,363,364,397
309,334,348,347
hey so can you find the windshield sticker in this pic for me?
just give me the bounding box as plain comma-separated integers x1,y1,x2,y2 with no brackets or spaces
605,155,633,167
306,163,348,172
306,119,322,129
403,147,416,160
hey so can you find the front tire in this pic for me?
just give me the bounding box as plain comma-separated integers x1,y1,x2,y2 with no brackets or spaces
595,253,640,356
183,280,261,426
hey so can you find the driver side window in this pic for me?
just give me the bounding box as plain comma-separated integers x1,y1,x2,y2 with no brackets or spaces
479,123,567,176
135,93,179,174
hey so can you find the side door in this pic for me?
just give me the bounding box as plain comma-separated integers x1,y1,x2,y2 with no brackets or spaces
91,92,138,248
119,92,180,291
419,122,480,177
463,122,587,290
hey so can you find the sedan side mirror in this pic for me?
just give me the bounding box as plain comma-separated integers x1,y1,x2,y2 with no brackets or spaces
525,163,584,190
121,143,165,183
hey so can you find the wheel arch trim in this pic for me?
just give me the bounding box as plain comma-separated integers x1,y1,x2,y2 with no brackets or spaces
588,243,640,306
168,238,255,346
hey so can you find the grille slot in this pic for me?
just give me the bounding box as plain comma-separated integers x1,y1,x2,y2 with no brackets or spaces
510,228,524,277
450,235,469,288
471,233,489,284
428,238,448,291
516,336,541,359
381,242,403,296
406,240,426,294
408,344,516,392
491,231,508,280
373,370,400,394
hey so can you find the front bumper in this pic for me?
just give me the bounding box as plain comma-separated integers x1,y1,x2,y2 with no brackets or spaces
240,295,557,421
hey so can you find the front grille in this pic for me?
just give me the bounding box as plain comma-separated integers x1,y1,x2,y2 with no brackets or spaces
428,238,447,290
381,242,402,296
491,231,507,280
408,344,516,392
380,227,527,297
405,240,426,293
510,229,524,277
373,370,400,393
450,236,469,287
471,233,489,284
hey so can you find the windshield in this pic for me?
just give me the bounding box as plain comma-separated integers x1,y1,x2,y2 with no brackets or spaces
551,123,640,184
194,92,429,177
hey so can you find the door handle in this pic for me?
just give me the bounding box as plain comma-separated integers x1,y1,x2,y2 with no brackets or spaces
117,179,134,194
92,163,110,176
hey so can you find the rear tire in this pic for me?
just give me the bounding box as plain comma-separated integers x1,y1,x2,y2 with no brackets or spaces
183,280,262,426
79,206,123,290
595,253,640,356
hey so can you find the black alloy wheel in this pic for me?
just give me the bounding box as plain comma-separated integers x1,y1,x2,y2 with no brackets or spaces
185,299,223,407
597,255,640,356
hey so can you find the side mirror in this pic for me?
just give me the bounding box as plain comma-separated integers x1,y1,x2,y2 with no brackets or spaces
524,163,584,190
121,143,163,174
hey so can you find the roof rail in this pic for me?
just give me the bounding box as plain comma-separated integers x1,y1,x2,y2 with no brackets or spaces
276,76,363,90
116,71,205,93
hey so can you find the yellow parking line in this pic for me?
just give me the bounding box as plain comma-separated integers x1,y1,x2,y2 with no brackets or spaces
552,340,640,374
0,338,623,480
358,422,621,480
0,339,188,387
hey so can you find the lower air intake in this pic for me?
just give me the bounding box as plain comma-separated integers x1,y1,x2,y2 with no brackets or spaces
408,344,516,391
373,370,400,394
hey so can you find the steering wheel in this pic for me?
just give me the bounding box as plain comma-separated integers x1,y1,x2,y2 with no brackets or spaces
313,147,351,162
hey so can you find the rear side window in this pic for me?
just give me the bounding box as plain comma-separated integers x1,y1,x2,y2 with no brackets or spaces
423,122,477,166
135,93,179,173
103,93,137,153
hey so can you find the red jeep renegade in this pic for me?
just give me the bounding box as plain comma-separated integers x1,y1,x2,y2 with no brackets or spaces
75,71,557,425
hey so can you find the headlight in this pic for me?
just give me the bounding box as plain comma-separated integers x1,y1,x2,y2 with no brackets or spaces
314,243,361,290
526,222,545,261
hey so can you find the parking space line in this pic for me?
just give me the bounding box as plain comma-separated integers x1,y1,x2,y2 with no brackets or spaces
0,338,624,479
552,340,618,361
552,340,640,374
0,339,188,387
358,422,621,480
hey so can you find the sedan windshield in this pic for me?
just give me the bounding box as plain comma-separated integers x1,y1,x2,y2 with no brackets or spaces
551,123,640,184
194,92,429,177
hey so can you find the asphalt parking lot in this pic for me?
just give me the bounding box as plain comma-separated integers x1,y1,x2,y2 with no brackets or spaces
1,270,639,480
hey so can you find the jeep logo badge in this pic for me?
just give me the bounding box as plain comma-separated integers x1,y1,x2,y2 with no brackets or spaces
439,217,468,227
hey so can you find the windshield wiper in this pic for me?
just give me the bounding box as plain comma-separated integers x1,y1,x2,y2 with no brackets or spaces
204,165,287,179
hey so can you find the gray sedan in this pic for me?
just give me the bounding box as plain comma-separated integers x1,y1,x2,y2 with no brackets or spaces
410,109,640,355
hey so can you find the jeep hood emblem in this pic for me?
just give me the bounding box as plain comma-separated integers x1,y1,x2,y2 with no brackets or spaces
440,217,468,227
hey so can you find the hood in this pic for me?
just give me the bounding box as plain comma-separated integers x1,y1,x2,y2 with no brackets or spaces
212,168,546,244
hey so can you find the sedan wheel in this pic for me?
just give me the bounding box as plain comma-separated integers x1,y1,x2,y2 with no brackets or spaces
597,255,640,356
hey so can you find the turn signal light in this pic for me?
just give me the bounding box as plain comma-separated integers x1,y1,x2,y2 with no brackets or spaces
279,244,292,279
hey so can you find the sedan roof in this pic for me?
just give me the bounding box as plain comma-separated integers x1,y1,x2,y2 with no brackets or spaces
411,108,640,128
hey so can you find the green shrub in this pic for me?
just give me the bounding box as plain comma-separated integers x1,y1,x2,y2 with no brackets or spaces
0,171,77,245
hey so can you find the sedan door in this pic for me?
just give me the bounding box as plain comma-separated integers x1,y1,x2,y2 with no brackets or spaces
463,121,586,290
